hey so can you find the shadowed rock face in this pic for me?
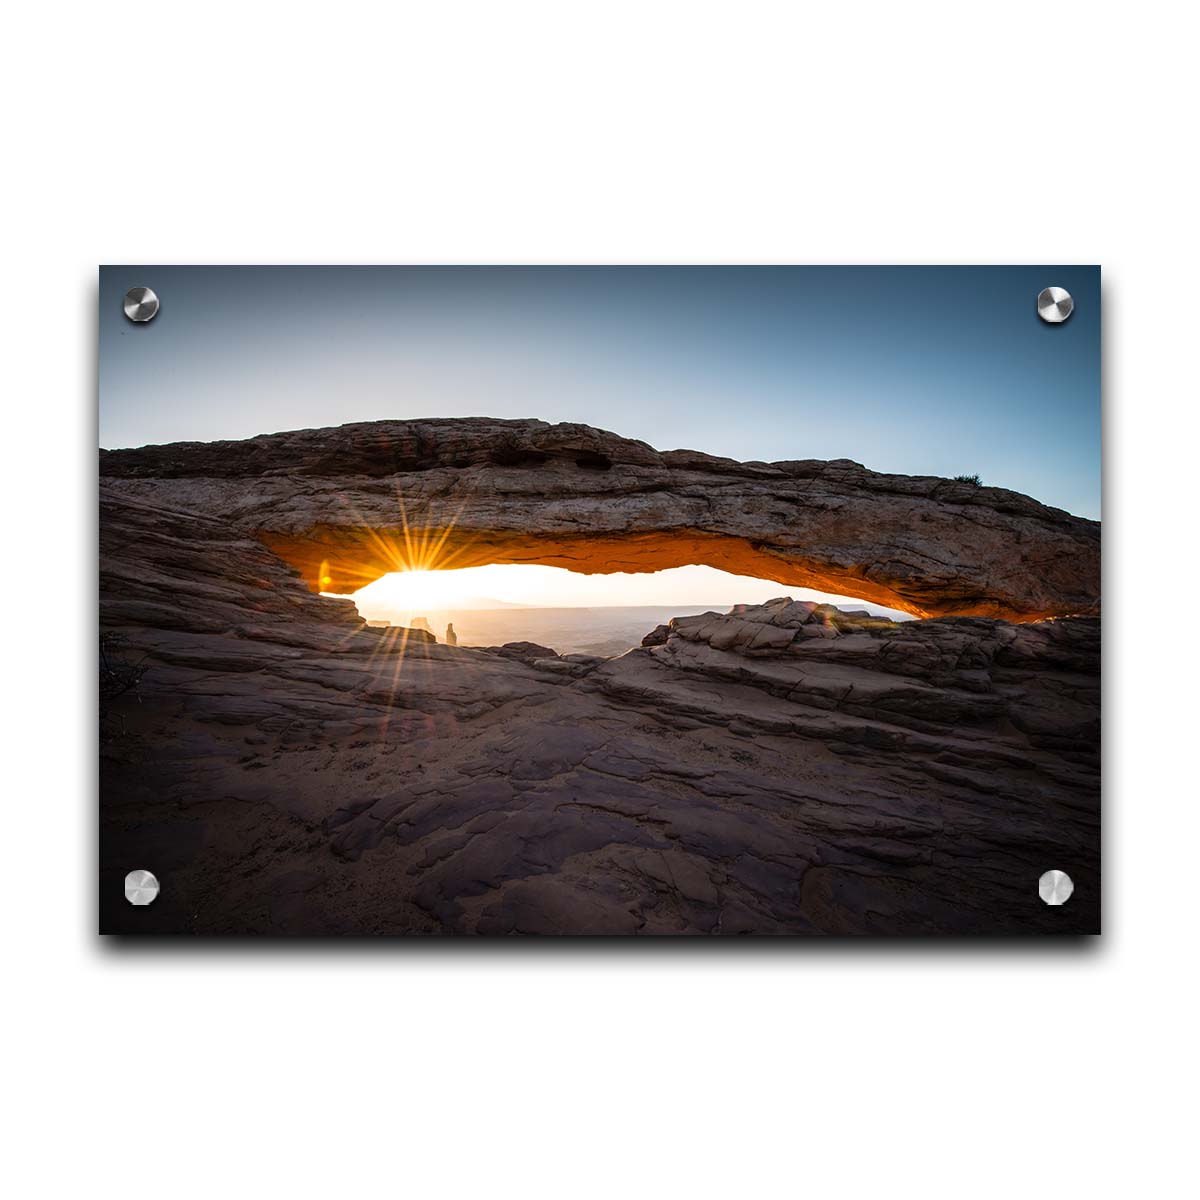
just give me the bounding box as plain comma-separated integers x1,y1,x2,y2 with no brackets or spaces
100,481,1100,936
100,418,1100,621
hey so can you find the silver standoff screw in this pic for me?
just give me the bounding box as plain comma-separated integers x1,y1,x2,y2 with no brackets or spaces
123,286,160,323
1037,286,1073,324
125,869,160,905
1038,869,1074,906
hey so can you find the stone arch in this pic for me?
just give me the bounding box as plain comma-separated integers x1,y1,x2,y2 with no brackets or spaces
99,418,1101,622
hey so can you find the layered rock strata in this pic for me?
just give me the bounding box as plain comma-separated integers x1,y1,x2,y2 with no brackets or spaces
100,478,1100,935
100,418,1101,621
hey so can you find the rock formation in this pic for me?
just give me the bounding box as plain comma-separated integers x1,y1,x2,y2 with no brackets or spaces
100,418,1100,622
99,421,1101,936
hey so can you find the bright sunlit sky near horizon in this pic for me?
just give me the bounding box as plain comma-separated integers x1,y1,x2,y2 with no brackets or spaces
346,562,907,617
100,266,1099,611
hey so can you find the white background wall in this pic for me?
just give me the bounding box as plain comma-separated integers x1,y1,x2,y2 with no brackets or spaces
3,3,1195,1197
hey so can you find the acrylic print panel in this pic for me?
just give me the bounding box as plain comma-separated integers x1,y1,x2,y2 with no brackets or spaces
98,266,1101,936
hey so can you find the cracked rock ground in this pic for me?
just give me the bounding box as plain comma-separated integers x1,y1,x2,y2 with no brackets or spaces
99,422,1099,935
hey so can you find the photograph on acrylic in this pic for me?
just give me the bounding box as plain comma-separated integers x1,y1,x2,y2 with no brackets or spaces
99,266,1100,936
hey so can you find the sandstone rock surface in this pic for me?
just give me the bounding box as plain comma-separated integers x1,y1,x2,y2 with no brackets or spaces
101,418,1100,621
100,478,1100,935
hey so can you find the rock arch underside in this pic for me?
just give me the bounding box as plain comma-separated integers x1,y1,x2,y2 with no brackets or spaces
100,419,1100,935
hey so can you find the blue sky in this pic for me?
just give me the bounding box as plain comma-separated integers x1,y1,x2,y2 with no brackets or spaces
100,266,1100,518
